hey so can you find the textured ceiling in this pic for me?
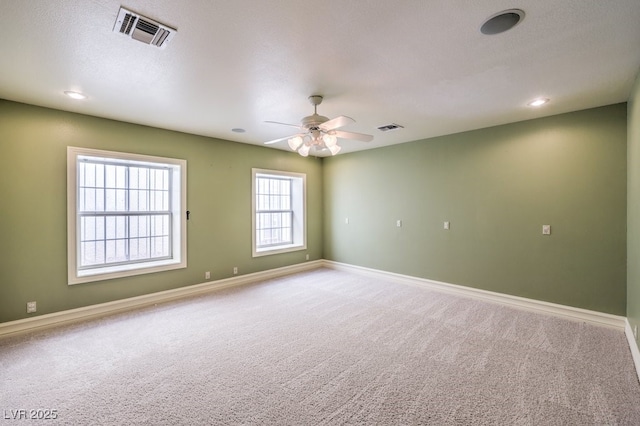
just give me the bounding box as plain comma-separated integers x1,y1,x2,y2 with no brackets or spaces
1,1,639,156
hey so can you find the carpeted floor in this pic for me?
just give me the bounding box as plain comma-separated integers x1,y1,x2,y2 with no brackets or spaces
1,268,639,425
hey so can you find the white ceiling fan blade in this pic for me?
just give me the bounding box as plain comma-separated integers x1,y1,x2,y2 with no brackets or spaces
333,130,374,142
264,120,302,130
264,134,298,145
319,115,355,131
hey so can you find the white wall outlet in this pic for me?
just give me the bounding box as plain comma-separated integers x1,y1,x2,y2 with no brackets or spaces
306,254,310,260
233,267,238,275
542,225,551,235
205,271,210,280
444,221,450,230
26,301,37,313
345,217,349,224
396,220,402,228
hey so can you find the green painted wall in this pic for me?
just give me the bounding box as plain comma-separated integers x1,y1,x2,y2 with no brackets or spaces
324,104,627,315
0,99,631,323
628,71,640,344
0,100,323,323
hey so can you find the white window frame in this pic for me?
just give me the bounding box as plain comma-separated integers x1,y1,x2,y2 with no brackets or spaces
252,168,306,257
67,147,187,285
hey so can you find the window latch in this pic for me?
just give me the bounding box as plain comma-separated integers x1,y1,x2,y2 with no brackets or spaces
186,211,190,220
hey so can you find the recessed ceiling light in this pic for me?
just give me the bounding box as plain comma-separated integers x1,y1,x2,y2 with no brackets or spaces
481,9,525,35
64,91,86,100
528,98,549,107
231,128,246,133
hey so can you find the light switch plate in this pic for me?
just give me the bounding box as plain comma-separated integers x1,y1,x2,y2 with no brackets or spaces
542,225,551,235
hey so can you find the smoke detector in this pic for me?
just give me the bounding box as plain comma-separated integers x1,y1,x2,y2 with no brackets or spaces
113,7,176,48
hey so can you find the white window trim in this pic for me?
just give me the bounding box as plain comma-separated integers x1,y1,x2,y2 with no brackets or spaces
67,147,187,285
252,168,306,257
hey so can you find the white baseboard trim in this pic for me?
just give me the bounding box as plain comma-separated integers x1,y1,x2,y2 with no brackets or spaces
625,319,640,383
322,260,627,330
0,260,323,339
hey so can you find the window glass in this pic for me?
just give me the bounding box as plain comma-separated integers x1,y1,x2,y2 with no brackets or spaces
252,169,306,257
68,147,186,284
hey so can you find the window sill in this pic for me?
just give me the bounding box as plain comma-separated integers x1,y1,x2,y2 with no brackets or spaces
69,258,186,285
252,243,306,258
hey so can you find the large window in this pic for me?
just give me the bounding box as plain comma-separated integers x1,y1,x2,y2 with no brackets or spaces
67,147,186,284
252,169,306,257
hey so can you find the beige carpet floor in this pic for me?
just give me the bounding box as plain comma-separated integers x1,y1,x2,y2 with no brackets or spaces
1,268,640,425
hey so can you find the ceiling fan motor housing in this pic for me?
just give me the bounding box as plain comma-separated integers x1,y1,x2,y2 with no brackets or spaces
302,95,329,131
302,114,330,131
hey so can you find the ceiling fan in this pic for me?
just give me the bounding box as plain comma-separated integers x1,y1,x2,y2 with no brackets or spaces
264,95,373,156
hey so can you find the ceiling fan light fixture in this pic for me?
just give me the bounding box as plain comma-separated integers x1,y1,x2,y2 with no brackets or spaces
298,144,311,157
328,144,342,156
288,136,303,150
323,133,337,148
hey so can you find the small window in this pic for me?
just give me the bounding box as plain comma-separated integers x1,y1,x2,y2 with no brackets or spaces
67,147,186,284
252,169,306,256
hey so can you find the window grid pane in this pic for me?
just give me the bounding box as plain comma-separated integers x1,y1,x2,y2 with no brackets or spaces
255,176,293,248
78,159,172,269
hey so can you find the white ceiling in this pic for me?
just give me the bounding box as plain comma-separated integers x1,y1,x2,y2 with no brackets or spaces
1,1,639,156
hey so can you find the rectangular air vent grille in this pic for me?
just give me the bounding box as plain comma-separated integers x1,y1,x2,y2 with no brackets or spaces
113,7,176,49
119,13,136,35
377,123,404,132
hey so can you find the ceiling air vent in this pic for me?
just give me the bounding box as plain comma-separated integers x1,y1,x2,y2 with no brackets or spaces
377,123,404,132
113,7,176,48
